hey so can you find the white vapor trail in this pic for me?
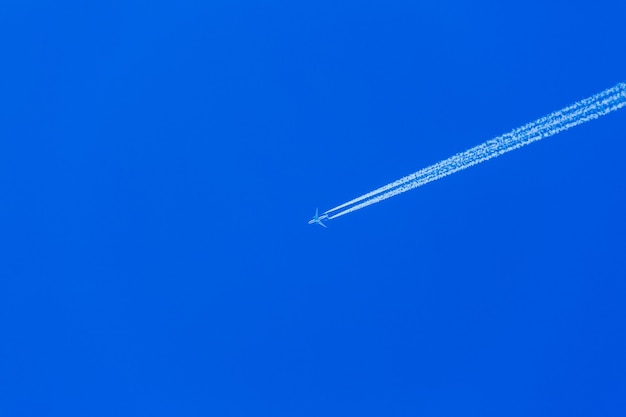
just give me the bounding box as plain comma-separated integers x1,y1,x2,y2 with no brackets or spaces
325,82,626,220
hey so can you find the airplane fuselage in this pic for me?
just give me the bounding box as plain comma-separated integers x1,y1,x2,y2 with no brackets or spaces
308,209,328,228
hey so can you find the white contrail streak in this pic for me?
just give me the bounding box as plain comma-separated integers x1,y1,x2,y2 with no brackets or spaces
325,82,626,220
324,85,621,215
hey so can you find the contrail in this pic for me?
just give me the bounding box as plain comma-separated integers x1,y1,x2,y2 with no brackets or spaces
325,82,626,220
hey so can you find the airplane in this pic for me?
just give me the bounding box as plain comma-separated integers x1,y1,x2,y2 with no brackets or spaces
308,208,328,228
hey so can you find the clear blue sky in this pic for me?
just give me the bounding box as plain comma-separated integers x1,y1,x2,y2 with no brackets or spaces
2,1,626,416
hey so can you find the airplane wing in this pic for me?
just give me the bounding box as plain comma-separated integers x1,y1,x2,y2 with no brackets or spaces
318,221,327,228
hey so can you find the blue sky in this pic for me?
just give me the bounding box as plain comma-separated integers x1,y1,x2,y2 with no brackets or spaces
2,1,626,416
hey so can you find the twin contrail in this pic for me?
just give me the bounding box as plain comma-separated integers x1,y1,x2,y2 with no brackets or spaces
323,82,626,220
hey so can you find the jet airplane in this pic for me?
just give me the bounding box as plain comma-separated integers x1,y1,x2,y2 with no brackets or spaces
308,208,328,228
